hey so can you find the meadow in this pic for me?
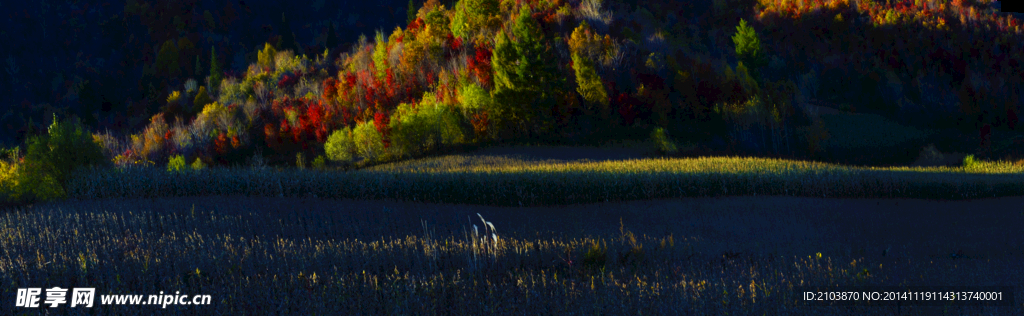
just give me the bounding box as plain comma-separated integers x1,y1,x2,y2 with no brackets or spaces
65,150,1024,207
1,193,1020,315
0,149,996,314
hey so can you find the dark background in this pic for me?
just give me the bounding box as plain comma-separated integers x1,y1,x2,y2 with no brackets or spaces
0,0,426,146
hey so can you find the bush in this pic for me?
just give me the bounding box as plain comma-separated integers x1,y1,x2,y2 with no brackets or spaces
962,155,981,169
191,158,207,171
167,155,188,172
325,127,356,163
19,116,108,201
582,241,607,272
650,127,678,154
312,155,327,169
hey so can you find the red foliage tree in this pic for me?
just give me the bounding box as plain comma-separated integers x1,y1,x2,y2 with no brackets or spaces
306,99,329,143
471,111,489,138
617,93,638,126
468,45,493,88
385,69,397,99
214,132,230,155
265,123,282,151
278,71,301,89
374,111,391,148
322,77,339,101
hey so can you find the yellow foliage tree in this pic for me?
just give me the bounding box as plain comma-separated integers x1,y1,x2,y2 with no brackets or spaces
257,43,278,71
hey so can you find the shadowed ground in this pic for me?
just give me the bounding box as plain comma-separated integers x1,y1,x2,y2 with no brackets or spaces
87,195,1023,285
10,195,1021,314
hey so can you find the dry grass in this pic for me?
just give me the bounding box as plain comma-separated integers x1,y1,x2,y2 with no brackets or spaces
1,196,1019,314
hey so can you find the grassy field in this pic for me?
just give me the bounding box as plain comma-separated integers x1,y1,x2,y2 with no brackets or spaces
1,196,1020,315
6,142,1023,314
64,152,1024,207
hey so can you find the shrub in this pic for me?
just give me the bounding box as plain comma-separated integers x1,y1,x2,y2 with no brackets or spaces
191,158,207,171
18,116,107,201
962,155,981,169
167,90,183,105
650,127,678,154
325,127,356,163
582,241,608,272
312,155,326,169
167,155,188,172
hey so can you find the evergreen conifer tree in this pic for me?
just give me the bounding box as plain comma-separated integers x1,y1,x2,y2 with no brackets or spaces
279,13,298,54
732,19,767,77
195,55,203,79
408,0,418,25
209,47,223,94
491,7,565,138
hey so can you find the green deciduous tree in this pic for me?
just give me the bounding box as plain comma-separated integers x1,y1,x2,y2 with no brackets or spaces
570,22,609,120
372,31,390,80
167,155,188,172
451,0,499,39
352,121,385,162
325,127,356,163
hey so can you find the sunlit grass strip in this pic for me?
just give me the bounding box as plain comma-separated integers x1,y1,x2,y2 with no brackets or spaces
67,157,1024,206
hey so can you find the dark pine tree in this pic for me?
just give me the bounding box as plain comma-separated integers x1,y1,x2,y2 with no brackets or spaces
209,46,223,94
278,13,299,54
325,22,338,53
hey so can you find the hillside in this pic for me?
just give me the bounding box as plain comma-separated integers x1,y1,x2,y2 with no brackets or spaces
3,0,1024,204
